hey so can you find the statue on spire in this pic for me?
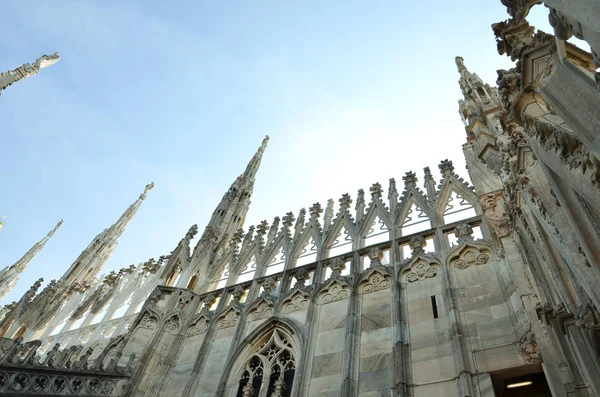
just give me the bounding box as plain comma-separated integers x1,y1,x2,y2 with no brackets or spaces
1,52,60,95
141,182,154,200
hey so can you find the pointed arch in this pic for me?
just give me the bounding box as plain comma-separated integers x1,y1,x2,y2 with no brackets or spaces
292,224,320,267
163,313,182,334
360,201,394,235
399,253,442,283
316,277,351,304
277,288,312,314
446,241,494,270
235,245,259,284
186,314,211,337
397,192,434,236
222,316,304,397
357,266,392,294
215,307,241,330
360,203,394,246
323,215,356,259
246,297,275,322
263,235,288,276
436,179,480,224
133,308,162,331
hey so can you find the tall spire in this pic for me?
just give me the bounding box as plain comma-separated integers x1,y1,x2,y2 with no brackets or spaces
0,216,5,233
0,220,63,302
61,182,154,285
455,56,502,133
1,52,60,95
192,136,269,260
243,135,269,180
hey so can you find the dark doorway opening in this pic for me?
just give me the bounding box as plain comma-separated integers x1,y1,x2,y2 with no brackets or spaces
491,364,552,396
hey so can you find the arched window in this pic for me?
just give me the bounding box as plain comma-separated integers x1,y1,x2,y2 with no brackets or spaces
235,329,297,397
187,275,199,291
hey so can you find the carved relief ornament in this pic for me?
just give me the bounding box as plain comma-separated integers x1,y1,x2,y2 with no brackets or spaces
449,244,492,270
404,259,438,283
280,290,310,314
217,309,240,329
248,301,274,322
360,269,392,293
317,279,350,304
187,316,210,336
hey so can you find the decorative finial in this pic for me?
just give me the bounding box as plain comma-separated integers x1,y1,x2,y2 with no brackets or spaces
261,135,270,149
403,172,418,188
455,56,466,72
143,182,154,196
439,160,455,177
52,220,64,234
34,52,61,71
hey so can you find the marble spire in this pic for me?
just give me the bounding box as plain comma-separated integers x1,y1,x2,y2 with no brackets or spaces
61,182,154,285
0,220,63,302
193,136,269,259
0,52,60,95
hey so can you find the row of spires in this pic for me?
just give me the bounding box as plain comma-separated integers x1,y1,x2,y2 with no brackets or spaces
2,52,485,307
0,135,269,304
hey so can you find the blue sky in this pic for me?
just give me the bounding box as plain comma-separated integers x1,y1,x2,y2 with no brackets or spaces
1,1,555,303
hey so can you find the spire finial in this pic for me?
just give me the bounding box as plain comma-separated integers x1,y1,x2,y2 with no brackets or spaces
455,56,466,72
141,182,154,199
0,216,5,232
1,52,61,95
261,135,270,150
242,136,270,180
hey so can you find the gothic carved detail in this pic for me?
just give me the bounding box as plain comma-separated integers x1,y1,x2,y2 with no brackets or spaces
482,194,510,239
404,259,438,283
575,301,598,330
248,301,274,322
317,279,351,304
216,309,240,329
516,331,540,363
359,269,392,294
163,314,181,334
448,243,493,270
187,315,210,336
138,312,159,330
279,290,311,314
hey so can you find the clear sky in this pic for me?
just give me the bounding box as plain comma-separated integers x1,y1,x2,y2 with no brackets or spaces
1,1,556,303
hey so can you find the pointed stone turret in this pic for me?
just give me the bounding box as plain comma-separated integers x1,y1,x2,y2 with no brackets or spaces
61,183,154,285
455,56,502,137
1,52,60,95
456,56,505,176
0,220,63,302
192,136,269,261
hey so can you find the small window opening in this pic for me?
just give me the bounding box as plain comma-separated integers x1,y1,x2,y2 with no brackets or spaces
431,295,439,319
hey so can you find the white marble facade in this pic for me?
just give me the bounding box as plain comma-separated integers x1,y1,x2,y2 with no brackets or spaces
2,1,600,396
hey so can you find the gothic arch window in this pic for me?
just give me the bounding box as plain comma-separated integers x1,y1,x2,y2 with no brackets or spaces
214,265,231,289
295,236,317,267
326,226,353,258
363,216,390,246
401,203,431,236
442,191,476,224
238,256,258,283
265,246,286,276
232,328,298,397
187,275,199,291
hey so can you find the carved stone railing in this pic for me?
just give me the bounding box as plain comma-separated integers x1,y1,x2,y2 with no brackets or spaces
0,337,131,396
